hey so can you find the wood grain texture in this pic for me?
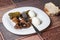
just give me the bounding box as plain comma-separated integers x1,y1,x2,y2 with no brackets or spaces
42,26,60,40
12,0,28,3
15,0,43,9
0,32,4,40
0,0,14,7
0,4,16,23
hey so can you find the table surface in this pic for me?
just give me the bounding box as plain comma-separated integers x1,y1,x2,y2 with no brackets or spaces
0,0,60,40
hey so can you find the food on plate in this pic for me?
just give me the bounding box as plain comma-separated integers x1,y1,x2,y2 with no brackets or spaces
22,10,30,18
14,18,32,29
28,10,36,18
9,10,42,29
44,2,60,15
12,17,19,24
9,11,32,29
9,12,20,19
32,17,41,26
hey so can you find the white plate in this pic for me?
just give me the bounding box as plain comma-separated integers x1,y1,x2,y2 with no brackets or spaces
2,7,50,35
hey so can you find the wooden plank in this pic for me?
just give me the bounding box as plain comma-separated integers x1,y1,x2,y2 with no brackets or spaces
42,26,60,40
15,0,43,9
0,0,14,7
0,4,16,23
0,32,4,40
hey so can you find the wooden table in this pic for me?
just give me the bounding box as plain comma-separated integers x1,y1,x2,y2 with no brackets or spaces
0,0,60,40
